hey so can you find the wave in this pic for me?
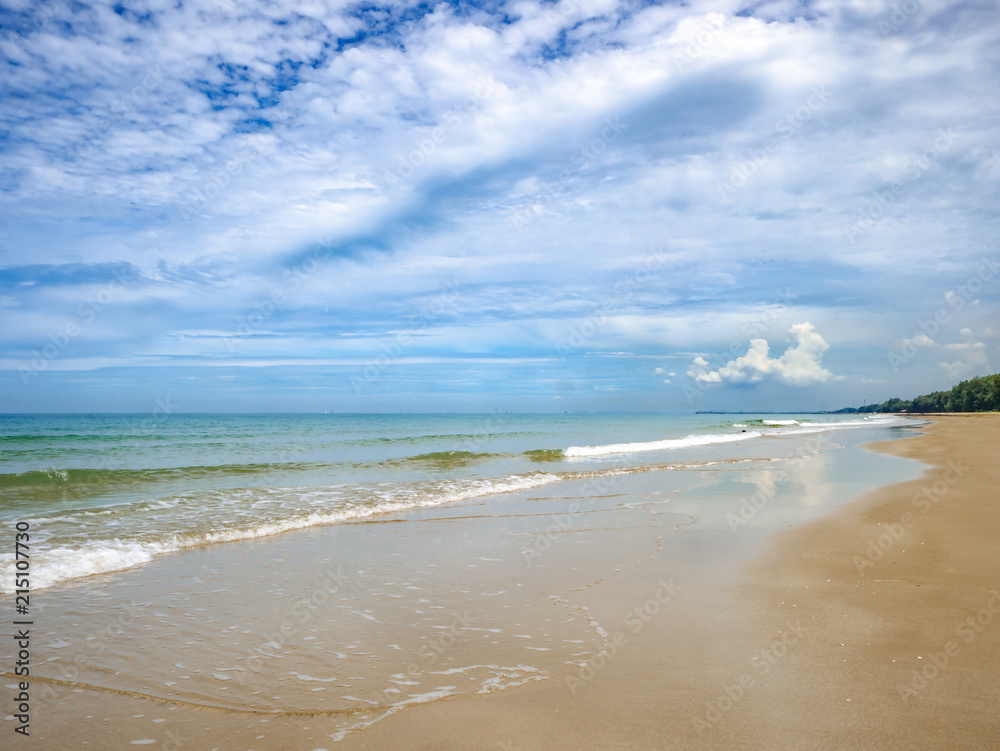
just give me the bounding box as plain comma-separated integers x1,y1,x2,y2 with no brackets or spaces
778,415,915,435
0,461,328,491
1,448,506,491
564,431,761,457
731,419,806,427
0,450,795,593
523,449,565,462
0,432,193,444
391,450,500,465
0,472,561,593
0,433,97,442
0,415,916,592
346,431,542,446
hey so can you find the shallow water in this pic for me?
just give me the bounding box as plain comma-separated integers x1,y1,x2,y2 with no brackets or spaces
0,412,916,592
1,414,925,744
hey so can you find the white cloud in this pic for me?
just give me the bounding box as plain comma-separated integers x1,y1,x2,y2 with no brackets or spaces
893,327,991,381
2,0,999,410
938,329,991,380
687,322,834,387
895,332,935,352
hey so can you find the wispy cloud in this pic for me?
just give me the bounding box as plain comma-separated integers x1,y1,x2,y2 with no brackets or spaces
1,0,998,410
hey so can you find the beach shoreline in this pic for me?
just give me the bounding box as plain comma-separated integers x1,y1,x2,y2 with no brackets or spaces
340,414,1000,750
731,413,1000,749
10,415,999,749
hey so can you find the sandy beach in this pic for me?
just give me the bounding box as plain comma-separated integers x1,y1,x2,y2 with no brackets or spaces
12,415,1000,749
735,414,1000,750
338,415,1000,750
342,414,1000,750
7,1,999,747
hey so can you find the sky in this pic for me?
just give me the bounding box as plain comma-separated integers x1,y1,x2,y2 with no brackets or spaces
1,0,998,413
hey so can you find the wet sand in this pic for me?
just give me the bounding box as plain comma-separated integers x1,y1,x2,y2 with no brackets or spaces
11,417,999,748
734,414,1000,749
340,415,1000,750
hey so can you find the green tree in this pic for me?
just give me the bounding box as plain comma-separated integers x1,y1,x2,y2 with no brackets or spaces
839,373,1000,413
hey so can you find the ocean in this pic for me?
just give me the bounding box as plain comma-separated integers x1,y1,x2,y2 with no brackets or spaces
0,412,916,594
1,411,928,744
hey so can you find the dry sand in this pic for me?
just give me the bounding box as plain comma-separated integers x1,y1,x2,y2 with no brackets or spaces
342,414,1000,750
733,414,1000,750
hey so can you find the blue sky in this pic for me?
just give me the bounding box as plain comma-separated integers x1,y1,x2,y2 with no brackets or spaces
1,0,998,413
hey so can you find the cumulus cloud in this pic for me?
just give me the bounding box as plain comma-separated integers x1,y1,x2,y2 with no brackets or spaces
893,327,991,380
938,329,991,380
688,323,834,387
1,0,999,409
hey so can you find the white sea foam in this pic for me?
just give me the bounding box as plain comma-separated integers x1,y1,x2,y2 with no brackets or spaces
2,416,914,593
15,541,178,591
0,472,561,593
564,431,761,457
763,419,800,426
779,415,914,435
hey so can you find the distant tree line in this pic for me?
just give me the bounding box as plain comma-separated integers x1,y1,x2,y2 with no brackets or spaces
833,373,1000,413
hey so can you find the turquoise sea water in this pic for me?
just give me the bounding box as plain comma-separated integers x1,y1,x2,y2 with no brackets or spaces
0,412,916,592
